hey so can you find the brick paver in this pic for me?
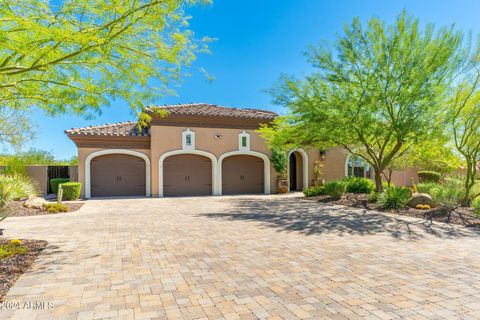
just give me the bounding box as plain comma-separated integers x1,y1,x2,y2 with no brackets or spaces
1,194,480,319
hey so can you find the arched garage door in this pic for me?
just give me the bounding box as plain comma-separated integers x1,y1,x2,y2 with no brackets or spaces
91,154,146,197
163,154,212,196
222,155,264,195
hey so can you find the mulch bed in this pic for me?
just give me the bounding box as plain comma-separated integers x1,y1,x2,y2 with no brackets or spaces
0,239,47,302
5,201,84,217
304,193,480,228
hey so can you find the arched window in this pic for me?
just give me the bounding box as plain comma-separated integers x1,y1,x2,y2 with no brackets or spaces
345,155,372,179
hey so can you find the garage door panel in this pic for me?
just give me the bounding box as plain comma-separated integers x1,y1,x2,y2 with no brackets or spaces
91,154,146,197
222,155,264,195
164,154,212,196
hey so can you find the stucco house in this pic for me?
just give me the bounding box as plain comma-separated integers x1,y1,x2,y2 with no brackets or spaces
65,103,415,198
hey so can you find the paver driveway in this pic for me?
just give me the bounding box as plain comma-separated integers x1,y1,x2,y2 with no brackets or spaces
1,194,480,320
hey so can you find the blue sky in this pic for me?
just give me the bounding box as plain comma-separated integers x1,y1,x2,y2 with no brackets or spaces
19,0,480,159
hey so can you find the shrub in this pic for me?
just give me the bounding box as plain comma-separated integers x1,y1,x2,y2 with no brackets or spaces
60,182,81,200
0,242,28,259
324,181,346,199
417,171,441,183
0,174,38,216
430,185,464,209
43,203,69,213
368,192,379,203
345,177,375,194
10,239,22,246
49,178,70,194
416,182,440,194
473,198,480,217
378,186,412,210
303,186,325,197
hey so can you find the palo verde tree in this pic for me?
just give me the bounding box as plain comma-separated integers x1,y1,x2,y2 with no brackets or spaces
264,12,466,192
449,70,480,204
0,0,211,119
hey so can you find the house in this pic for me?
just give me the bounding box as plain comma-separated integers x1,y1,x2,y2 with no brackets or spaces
65,103,416,198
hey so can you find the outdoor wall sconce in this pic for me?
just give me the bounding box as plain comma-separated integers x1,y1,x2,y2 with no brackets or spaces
214,134,222,140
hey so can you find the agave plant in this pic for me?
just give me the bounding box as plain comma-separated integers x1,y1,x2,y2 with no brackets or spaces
0,174,38,222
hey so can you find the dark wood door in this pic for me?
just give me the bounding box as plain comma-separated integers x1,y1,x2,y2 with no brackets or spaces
91,154,146,197
222,155,264,195
163,154,212,196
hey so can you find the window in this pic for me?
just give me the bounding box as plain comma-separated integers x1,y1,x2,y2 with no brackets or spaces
238,131,250,151
346,155,372,179
182,129,195,150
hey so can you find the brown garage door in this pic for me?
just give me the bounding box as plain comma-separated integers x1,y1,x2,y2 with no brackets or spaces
222,155,264,195
163,154,212,196
91,154,146,197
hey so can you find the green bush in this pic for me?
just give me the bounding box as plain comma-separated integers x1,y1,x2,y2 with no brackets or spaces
473,198,480,217
0,242,28,259
324,181,346,199
417,171,441,183
430,185,464,208
345,177,375,194
416,182,440,194
43,203,69,213
49,178,70,194
303,186,325,197
378,186,412,210
60,182,81,200
368,192,380,203
0,174,38,213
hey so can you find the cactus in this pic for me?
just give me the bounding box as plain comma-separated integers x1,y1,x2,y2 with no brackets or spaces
57,185,63,204
411,177,418,193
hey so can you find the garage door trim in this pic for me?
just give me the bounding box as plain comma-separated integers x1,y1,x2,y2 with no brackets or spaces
85,149,151,198
158,149,218,197
218,150,270,195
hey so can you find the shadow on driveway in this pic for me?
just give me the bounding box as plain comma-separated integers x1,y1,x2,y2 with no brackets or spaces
200,196,480,239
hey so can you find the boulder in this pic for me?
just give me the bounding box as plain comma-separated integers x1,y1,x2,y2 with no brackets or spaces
407,193,435,208
23,197,48,210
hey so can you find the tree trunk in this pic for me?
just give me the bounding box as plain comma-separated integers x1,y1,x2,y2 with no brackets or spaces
373,168,383,193
464,157,476,206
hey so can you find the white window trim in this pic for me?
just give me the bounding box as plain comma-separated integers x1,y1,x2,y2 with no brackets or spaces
85,149,151,198
287,148,309,191
182,128,195,151
238,130,250,151
158,149,218,197
217,150,270,195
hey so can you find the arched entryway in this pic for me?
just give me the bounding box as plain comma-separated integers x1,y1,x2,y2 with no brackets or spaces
163,154,212,197
288,149,309,191
222,155,264,195
85,149,151,198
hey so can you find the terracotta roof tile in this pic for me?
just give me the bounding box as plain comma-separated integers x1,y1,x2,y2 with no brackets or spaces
65,121,149,137
66,103,276,137
146,103,277,120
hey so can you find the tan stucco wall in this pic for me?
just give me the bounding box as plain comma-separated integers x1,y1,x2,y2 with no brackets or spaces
77,147,151,197
150,126,277,196
320,147,348,182
26,166,49,196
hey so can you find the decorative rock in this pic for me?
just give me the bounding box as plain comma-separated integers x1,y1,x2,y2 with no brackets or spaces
407,193,435,208
23,197,48,210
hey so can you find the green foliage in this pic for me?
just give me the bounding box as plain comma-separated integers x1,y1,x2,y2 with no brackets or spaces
344,177,375,194
266,11,466,192
417,182,440,194
60,182,81,200
368,192,380,203
303,186,325,197
417,171,441,183
378,187,412,210
0,242,28,260
429,184,465,208
0,107,35,149
271,149,288,179
10,239,22,246
3,157,27,176
43,203,69,213
0,0,210,116
472,198,480,216
0,149,77,166
324,181,346,199
0,174,38,217
50,178,70,194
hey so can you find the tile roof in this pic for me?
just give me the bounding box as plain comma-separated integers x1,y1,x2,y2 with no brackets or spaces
65,121,149,137
145,103,277,120
65,103,276,137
